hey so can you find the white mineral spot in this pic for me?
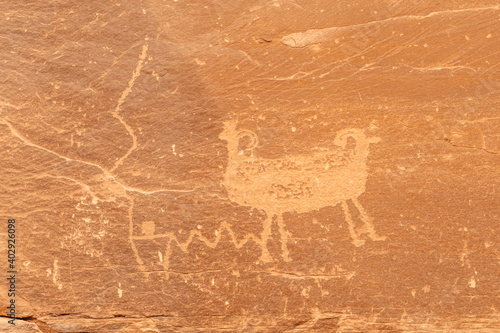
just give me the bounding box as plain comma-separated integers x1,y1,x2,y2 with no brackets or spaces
172,144,177,155
468,276,476,288
158,251,163,262
118,283,123,298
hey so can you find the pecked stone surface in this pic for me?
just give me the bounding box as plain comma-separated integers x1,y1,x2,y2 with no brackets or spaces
1,0,500,332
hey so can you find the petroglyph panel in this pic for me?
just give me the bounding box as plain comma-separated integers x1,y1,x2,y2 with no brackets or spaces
2,0,500,332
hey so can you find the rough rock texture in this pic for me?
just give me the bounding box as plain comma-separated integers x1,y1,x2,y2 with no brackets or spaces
1,0,500,332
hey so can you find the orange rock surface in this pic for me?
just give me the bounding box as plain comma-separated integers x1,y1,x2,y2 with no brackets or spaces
1,1,499,332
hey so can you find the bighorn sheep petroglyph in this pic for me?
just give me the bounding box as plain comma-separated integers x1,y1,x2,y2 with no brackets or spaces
219,119,385,262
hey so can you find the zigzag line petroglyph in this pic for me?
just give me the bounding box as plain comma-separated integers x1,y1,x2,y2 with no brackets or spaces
111,41,149,172
130,221,267,277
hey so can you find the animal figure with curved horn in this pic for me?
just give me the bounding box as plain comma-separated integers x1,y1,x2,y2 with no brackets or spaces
219,119,386,262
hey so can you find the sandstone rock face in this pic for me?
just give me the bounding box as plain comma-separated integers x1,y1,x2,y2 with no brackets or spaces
1,1,500,332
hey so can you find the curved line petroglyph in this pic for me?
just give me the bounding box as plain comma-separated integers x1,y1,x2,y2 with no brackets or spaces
130,120,386,273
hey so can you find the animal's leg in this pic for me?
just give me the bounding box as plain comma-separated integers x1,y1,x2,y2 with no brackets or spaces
162,238,172,280
277,214,292,262
129,238,146,272
352,197,386,241
259,213,274,263
341,201,365,247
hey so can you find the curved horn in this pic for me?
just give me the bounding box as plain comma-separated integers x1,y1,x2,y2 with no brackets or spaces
333,128,366,148
236,129,259,150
